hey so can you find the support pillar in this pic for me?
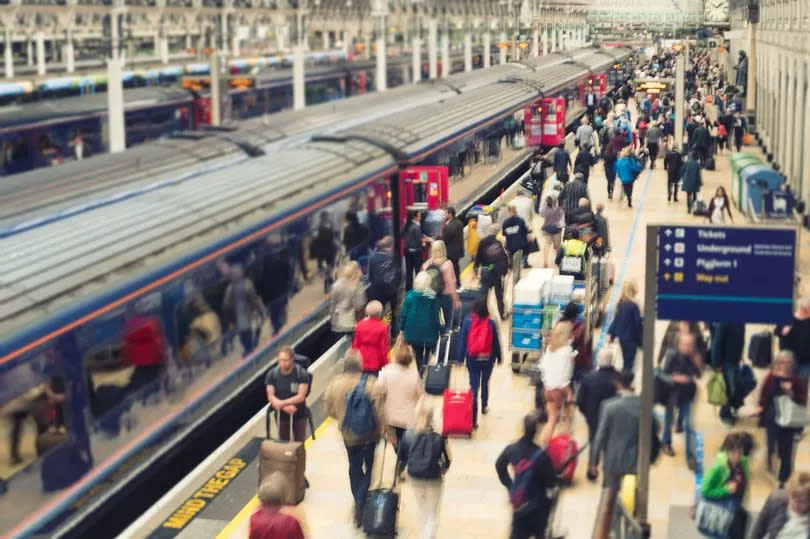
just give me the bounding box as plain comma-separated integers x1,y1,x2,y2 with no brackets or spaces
161,35,170,64
4,30,13,79
412,33,421,82
785,55,796,179
780,53,789,169
27,38,33,66
550,26,557,52
746,23,757,113
322,30,330,50
428,19,438,79
153,31,160,59
440,26,449,77
64,33,75,73
792,58,805,188
186,32,192,51
542,28,548,55
531,27,539,58
111,12,120,58
464,31,472,72
293,43,305,110
363,34,371,60
107,55,126,153
802,58,810,204
36,32,45,76
499,32,506,64
675,55,685,152
483,32,491,68
375,16,387,91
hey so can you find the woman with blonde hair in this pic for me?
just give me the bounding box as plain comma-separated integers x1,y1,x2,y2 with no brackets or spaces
328,260,366,339
397,399,451,539
375,342,424,451
751,471,810,537
422,239,461,326
608,280,643,372
539,322,576,442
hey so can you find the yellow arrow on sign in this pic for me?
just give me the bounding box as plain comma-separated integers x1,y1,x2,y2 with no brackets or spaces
664,273,671,280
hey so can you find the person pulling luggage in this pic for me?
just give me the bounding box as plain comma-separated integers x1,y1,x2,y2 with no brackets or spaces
324,350,389,528
456,297,502,430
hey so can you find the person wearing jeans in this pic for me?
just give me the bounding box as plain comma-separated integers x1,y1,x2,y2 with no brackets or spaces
324,350,388,527
758,351,807,486
660,332,702,470
456,297,502,429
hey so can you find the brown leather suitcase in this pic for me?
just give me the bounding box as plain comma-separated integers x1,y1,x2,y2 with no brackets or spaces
258,409,306,504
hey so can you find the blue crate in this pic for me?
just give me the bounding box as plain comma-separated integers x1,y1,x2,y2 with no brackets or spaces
512,312,543,329
512,329,542,350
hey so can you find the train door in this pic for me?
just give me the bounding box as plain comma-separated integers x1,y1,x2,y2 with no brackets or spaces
397,165,449,227
193,96,212,128
540,97,566,147
349,72,367,96
524,100,543,147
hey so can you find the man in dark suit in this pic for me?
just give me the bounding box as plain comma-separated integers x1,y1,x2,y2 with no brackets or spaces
442,207,465,284
576,349,619,444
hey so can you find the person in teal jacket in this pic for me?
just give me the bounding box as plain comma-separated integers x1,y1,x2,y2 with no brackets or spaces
700,432,753,538
615,148,643,208
400,271,444,375
681,151,703,214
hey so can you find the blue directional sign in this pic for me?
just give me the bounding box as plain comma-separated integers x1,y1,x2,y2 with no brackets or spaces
656,225,796,324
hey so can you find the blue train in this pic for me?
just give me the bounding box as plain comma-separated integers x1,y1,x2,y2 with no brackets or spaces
0,46,633,536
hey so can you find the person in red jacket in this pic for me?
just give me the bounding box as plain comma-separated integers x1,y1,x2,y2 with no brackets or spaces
250,472,308,539
352,300,390,375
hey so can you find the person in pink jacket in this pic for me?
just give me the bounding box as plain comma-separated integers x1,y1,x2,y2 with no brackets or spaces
421,240,461,327
352,301,390,375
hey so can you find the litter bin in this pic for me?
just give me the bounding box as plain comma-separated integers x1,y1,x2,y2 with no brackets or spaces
740,164,785,215
730,152,763,211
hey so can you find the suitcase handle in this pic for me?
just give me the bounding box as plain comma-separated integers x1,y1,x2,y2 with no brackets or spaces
374,439,399,490
265,408,297,443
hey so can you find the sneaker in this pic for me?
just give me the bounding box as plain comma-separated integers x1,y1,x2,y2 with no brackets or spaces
662,445,675,457
482,406,489,415
687,457,697,472
675,423,684,434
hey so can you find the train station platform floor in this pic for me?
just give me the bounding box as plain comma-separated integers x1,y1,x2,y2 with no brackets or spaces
209,139,810,539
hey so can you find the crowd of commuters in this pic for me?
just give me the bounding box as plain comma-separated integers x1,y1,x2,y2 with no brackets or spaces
248,46,810,539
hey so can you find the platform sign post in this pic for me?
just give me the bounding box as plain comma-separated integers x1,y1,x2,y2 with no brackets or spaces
637,223,797,531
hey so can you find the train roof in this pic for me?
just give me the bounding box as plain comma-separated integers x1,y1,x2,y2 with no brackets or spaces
0,46,632,359
0,47,616,228
0,87,193,131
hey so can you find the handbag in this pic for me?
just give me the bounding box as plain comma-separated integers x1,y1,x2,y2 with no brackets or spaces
542,224,562,235
775,395,810,429
695,496,738,538
526,238,540,254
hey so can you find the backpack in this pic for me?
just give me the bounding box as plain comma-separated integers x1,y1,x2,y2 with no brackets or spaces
483,241,508,277
374,252,399,296
509,448,544,517
407,431,443,479
707,371,728,406
426,263,445,295
344,374,377,437
466,316,493,357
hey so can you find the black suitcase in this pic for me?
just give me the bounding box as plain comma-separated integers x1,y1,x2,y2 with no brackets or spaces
41,440,93,492
704,156,716,171
363,441,399,536
748,332,773,368
458,288,482,327
425,333,452,395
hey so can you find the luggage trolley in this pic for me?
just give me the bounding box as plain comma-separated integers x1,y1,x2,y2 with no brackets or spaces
509,268,554,373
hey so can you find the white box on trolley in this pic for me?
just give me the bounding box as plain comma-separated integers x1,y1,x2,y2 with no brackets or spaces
513,268,554,307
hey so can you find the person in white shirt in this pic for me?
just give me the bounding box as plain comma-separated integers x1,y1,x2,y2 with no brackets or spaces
509,189,534,233
539,322,576,442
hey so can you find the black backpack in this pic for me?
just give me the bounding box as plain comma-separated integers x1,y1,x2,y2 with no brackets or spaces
484,241,509,276
374,252,400,297
407,431,443,479
426,263,445,295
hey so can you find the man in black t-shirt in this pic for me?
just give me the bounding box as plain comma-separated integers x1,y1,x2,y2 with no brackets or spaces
265,346,310,442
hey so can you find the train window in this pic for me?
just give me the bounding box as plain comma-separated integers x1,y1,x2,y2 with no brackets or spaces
0,346,67,475
2,138,29,171
174,292,223,368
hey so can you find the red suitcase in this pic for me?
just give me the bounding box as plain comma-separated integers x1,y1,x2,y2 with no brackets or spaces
547,434,579,484
442,389,473,437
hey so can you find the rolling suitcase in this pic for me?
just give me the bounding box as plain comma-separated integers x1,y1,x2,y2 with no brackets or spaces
442,365,474,437
704,155,716,171
547,434,579,484
258,409,307,504
748,332,773,368
41,439,93,492
362,440,399,536
425,311,459,395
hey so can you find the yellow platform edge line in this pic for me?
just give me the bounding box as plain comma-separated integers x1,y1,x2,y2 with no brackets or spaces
215,416,334,539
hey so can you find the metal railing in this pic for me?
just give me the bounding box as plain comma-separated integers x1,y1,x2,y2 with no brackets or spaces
592,487,647,539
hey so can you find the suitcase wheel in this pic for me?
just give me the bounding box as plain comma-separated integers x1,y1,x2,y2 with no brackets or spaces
511,352,521,373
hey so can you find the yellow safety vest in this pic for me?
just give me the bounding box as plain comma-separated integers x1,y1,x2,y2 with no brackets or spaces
562,239,587,257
